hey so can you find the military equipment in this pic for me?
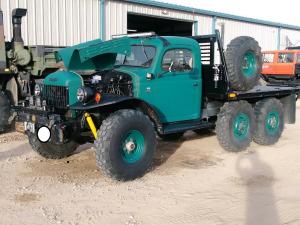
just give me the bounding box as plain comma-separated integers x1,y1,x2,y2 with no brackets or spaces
0,8,62,131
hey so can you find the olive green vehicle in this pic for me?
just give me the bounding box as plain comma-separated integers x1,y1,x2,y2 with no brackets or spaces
0,8,62,132
13,31,300,181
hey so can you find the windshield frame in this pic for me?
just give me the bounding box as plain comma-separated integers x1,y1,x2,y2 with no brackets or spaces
115,44,157,68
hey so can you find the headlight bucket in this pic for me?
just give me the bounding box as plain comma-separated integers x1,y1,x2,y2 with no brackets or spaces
77,87,95,103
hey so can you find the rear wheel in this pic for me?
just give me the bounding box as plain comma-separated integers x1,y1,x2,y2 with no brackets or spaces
216,101,255,152
225,36,262,91
253,98,284,145
28,133,79,159
0,92,11,132
95,110,157,181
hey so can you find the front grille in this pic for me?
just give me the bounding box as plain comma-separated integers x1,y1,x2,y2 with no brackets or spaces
42,85,69,109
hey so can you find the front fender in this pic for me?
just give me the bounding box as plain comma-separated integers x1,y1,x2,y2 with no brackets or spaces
70,94,134,110
70,94,162,129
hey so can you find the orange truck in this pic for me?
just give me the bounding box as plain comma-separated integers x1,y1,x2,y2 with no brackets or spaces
261,47,300,80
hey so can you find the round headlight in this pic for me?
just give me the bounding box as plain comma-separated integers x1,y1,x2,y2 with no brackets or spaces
77,87,94,103
34,84,42,96
77,87,86,102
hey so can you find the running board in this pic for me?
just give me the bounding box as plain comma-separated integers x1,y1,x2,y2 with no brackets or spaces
163,120,214,134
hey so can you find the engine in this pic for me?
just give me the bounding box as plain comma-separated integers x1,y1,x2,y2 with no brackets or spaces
87,70,133,97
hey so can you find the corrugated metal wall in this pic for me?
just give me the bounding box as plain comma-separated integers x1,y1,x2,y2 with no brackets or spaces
0,0,100,46
216,18,278,50
105,0,291,51
105,0,213,40
280,29,300,50
1,0,300,51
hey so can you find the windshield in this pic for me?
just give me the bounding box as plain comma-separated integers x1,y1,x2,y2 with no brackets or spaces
115,45,156,68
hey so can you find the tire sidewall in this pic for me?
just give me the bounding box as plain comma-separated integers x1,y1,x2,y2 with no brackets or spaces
0,92,11,131
97,110,156,180
254,99,284,145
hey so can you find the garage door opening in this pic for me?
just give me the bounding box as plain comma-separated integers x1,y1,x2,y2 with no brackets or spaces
127,14,193,36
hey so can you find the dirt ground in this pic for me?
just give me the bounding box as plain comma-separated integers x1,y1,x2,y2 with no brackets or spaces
1,103,300,225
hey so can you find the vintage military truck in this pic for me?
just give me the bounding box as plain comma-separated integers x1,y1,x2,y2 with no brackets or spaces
13,31,300,181
0,8,61,132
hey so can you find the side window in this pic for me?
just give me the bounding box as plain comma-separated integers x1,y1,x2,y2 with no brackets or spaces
263,53,274,63
278,53,295,63
162,49,193,72
297,55,300,63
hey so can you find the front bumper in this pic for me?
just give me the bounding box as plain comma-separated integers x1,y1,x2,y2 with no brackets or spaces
12,105,80,144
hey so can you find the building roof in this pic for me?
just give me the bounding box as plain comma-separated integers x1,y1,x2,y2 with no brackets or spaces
123,0,300,31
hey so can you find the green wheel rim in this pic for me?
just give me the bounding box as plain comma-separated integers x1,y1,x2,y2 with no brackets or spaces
233,113,250,140
265,111,280,135
242,51,257,77
121,130,145,164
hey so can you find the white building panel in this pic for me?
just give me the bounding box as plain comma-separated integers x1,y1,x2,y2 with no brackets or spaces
105,0,212,40
0,0,100,46
280,29,300,49
216,18,278,50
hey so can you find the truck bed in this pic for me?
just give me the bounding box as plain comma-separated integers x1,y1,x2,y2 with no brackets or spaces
230,85,300,101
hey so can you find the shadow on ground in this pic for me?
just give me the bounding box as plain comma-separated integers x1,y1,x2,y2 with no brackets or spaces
236,152,280,225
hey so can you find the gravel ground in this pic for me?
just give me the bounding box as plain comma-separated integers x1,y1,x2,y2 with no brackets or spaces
0,103,300,225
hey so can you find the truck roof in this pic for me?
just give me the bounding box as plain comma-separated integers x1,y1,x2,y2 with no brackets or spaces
263,49,300,54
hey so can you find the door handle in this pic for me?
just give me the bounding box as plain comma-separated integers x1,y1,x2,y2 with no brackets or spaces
193,82,199,87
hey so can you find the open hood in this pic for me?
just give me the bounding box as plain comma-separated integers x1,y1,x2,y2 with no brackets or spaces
55,37,132,70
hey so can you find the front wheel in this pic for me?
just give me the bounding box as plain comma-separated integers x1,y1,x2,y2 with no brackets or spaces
216,101,255,152
95,110,157,181
28,133,79,159
253,98,284,145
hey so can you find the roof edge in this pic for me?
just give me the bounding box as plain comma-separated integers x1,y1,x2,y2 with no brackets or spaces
122,0,300,31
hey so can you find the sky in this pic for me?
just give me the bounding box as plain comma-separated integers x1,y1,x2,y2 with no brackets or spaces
159,0,300,26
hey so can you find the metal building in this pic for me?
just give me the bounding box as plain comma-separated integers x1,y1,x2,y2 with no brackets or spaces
1,0,300,50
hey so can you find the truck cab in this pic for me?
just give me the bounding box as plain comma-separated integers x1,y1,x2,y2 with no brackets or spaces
261,49,300,80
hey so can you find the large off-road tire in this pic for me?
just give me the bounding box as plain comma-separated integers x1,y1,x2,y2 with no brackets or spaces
225,36,262,91
216,101,255,152
253,98,284,145
28,133,79,159
158,132,184,141
95,109,157,181
0,92,11,132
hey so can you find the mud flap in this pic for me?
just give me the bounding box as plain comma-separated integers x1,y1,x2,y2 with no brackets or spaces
280,94,296,124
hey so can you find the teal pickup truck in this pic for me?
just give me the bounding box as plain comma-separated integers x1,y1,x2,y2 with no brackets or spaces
13,31,300,180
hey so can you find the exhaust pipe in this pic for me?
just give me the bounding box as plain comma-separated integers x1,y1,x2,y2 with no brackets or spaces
11,8,27,46
9,8,31,67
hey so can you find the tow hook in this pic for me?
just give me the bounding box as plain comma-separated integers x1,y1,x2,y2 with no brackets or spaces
84,113,98,140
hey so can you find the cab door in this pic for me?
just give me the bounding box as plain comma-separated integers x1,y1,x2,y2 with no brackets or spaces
142,47,202,123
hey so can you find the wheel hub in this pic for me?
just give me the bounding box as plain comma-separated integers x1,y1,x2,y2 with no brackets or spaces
233,113,250,140
268,116,277,128
125,140,136,152
242,51,257,77
121,130,145,164
266,111,280,134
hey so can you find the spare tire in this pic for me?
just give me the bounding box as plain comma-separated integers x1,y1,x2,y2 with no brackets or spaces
225,36,262,91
